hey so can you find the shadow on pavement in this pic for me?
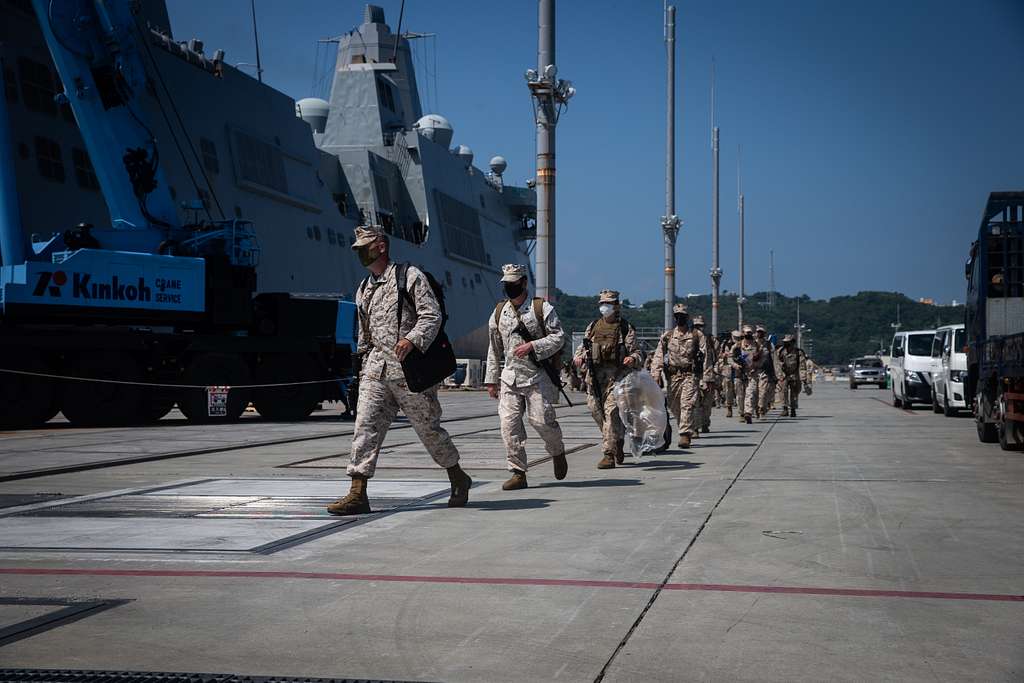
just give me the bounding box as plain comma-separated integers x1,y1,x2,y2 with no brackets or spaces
534,478,642,489
637,459,701,471
467,498,554,511
695,442,757,448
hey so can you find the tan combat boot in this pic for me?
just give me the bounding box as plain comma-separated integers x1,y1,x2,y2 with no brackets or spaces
502,469,528,490
744,414,753,424
678,433,691,449
327,475,371,515
726,406,733,418
597,453,616,469
447,464,472,507
781,407,789,417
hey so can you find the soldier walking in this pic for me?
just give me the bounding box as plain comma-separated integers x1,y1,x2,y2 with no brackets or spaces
573,290,643,468
734,324,763,424
328,225,472,515
722,330,741,418
651,304,712,449
692,315,715,434
485,264,568,490
776,334,808,416
755,325,776,418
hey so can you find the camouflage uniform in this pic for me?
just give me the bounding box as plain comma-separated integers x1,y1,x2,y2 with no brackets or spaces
486,265,566,474
692,316,715,432
776,335,808,415
652,305,712,445
756,326,776,416
734,326,763,421
722,330,741,417
347,260,461,478
573,290,643,467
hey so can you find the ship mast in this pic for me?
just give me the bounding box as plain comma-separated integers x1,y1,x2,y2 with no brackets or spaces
662,3,681,330
737,147,746,330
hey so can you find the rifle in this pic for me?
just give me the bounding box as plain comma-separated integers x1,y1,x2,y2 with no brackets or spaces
582,337,602,401
511,316,573,407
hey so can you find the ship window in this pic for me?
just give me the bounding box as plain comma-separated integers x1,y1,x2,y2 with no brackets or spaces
479,195,485,209
351,54,366,64
377,78,396,112
234,205,243,218
53,75,73,122
3,65,17,104
232,129,287,194
34,136,64,183
474,273,482,284
434,191,486,264
314,225,321,241
71,147,99,191
306,226,314,240
200,137,219,174
333,192,348,216
328,228,336,245
462,277,467,288
18,58,56,116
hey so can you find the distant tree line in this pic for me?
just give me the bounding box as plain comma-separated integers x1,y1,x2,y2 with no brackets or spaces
554,289,964,365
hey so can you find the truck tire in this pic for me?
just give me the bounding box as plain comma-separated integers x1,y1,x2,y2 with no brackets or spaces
975,397,998,443
62,353,145,427
253,354,321,421
0,350,57,429
997,391,1022,451
178,353,252,424
932,389,942,413
892,390,902,408
943,390,957,417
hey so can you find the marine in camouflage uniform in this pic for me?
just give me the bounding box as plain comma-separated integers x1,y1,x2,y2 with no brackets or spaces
722,330,741,418
692,315,715,433
734,324,763,424
651,304,712,449
328,225,471,515
776,334,808,416
573,289,643,468
755,325,776,418
485,264,568,490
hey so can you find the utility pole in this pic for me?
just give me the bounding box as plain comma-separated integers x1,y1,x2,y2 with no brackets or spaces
768,249,775,309
527,0,573,301
661,3,681,331
709,61,721,336
890,302,902,333
737,147,746,330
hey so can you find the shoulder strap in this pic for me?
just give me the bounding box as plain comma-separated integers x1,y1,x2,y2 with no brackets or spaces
492,300,507,328
395,263,408,332
532,298,547,337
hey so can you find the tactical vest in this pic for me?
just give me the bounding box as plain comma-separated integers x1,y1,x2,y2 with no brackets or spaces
591,317,625,366
781,349,802,375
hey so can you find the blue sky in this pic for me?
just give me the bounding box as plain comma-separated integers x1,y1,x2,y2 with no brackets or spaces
167,0,1024,305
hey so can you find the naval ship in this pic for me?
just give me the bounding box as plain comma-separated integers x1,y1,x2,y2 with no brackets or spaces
0,0,536,358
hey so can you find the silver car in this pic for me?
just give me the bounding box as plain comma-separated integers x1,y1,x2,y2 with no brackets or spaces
850,356,886,389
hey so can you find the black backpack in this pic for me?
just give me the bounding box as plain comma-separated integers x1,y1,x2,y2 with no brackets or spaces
394,263,457,392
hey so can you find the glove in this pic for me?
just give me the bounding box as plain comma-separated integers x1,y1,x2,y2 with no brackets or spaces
699,381,708,392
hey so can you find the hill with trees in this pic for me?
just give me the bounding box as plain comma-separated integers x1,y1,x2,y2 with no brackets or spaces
554,290,963,365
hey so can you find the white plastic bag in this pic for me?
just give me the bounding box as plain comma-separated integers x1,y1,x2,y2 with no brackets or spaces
612,370,668,456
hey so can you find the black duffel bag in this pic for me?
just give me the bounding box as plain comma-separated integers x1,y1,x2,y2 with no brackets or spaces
395,263,457,392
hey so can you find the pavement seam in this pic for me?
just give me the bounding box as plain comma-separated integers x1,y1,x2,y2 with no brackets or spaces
592,415,780,683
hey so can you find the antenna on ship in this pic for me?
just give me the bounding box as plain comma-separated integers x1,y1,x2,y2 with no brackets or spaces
527,0,575,302
661,2,681,331
251,0,263,83
392,0,406,63
710,58,721,336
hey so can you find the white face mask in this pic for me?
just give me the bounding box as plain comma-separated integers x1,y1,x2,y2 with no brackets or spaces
599,304,615,318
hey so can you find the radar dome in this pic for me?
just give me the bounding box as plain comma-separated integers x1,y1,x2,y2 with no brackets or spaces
296,98,330,134
414,114,454,148
489,156,507,176
454,144,474,167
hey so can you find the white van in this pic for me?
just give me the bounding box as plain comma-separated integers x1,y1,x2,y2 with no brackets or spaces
930,324,967,416
890,329,938,408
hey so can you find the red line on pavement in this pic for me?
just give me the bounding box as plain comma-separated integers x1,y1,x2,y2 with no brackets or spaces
1,567,1021,602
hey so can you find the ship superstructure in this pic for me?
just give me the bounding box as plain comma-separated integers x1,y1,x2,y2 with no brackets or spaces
0,1,536,358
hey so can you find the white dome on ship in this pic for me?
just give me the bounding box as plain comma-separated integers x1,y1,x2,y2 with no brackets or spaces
414,114,454,148
489,156,507,176
453,144,474,167
296,97,330,134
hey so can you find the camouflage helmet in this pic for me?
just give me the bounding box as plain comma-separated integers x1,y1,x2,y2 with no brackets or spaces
742,324,754,335
692,315,705,326
783,334,795,342
598,289,620,304
755,324,767,334
351,224,385,249
731,329,742,341
672,303,687,314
